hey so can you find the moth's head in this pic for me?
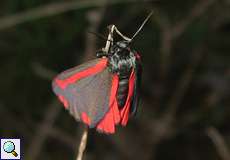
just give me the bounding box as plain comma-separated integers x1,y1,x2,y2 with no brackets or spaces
116,40,130,49
111,40,131,57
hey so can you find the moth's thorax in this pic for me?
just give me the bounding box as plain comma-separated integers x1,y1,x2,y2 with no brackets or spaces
108,42,136,77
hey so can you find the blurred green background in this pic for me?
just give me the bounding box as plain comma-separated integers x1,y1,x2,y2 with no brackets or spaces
0,0,229,160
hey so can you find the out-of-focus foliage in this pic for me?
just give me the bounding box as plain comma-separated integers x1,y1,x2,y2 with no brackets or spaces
0,0,229,160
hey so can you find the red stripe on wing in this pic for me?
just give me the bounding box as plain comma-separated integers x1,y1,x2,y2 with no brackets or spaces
81,112,91,125
120,69,135,126
58,95,69,108
96,74,119,134
96,69,135,133
55,58,108,89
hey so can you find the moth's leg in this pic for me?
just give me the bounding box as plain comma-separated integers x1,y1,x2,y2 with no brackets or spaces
103,25,115,54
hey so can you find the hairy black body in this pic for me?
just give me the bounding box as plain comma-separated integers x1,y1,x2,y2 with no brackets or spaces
96,40,141,114
108,41,136,108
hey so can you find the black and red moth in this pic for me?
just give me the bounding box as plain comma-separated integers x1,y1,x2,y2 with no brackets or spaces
52,12,152,134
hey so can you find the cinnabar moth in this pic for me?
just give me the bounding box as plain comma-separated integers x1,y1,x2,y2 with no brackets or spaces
52,12,152,134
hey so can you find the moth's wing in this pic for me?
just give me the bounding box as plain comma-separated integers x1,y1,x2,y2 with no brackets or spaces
130,55,142,116
54,58,105,80
67,68,113,127
52,58,113,127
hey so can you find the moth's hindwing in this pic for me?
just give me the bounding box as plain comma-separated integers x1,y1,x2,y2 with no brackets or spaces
130,54,142,115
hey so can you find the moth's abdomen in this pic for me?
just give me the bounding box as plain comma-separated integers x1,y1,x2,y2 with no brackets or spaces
117,76,129,108
108,42,136,108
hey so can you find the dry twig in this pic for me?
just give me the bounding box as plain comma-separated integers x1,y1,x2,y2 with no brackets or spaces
156,0,216,76
76,127,88,160
0,0,153,31
25,100,62,160
206,127,230,160
163,47,204,121
171,0,217,38
31,62,56,80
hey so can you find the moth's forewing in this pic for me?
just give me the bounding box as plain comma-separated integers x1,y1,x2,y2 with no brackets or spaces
52,58,113,127
67,68,112,127
56,58,104,80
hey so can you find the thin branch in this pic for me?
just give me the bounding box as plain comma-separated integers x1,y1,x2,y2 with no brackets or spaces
0,0,153,31
136,47,204,156
162,47,204,121
76,127,88,160
25,100,62,160
155,0,216,76
154,13,172,77
206,127,230,160
82,8,106,60
0,103,32,137
48,127,76,149
31,62,56,80
171,0,216,38
146,0,217,148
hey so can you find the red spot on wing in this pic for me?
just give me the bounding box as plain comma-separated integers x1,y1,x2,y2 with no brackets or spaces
120,69,135,126
112,98,120,124
109,74,120,124
81,112,91,125
58,95,69,108
55,58,108,89
96,74,119,134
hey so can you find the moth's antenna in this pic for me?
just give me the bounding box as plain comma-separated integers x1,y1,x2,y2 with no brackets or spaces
130,11,153,41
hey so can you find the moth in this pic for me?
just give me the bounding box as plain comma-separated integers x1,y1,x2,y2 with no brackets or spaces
52,12,152,134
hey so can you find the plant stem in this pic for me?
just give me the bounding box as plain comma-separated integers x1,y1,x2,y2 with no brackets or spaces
76,126,88,160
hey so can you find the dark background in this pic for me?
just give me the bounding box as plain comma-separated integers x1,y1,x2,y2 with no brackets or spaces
0,0,229,160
